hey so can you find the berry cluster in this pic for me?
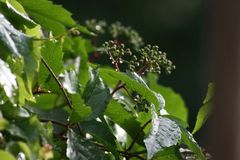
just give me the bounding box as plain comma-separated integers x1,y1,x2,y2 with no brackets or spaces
101,41,175,75
109,22,144,50
132,92,150,112
101,40,132,71
135,45,176,74
85,19,107,34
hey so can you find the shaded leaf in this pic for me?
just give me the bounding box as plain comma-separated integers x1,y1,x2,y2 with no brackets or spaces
192,83,214,134
144,108,181,160
147,73,188,123
7,116,41,142
18,0,75,35
66,129,108,160
81,120,120,159
0,102,30,119
81,120,116,146
6,141,32,160
83,69,111,119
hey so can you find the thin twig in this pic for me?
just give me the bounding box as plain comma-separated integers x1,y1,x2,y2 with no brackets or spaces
40,118,68,128
93,141,146,159
111,83,126,96
125,119,152,152
137,63,149,75
41,57,73,109
111,80,122,96
41,57,84,136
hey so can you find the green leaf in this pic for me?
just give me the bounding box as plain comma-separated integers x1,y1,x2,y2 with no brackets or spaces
83,69,111,119
7,115,41,142
71,37,91,85
99,68,160,110
0,150,15,160
70,94,92,123
152,146,182,160
6,141,32,160
7,57,35,106
0,59,18,103
0,0,36,28
17,0,75,35
74,25,96,36
81,120,120,159
16,76,35,106
105,99,145,146
192,83,214,134
180,127,206,160
0,102,30,119
66,129,108,160
144,108,181,160
60,57,80,94
0,118,9,131
0,13,41,94
147,73,188,123
38,40,64,85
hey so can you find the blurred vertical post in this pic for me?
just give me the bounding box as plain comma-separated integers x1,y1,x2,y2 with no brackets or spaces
207,0,240,159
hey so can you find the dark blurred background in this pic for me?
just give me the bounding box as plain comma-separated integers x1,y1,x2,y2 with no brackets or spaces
53,0,212,146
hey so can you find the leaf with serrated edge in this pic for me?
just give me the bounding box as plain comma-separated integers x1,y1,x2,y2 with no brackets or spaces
17,0,75,35
144,106,181,160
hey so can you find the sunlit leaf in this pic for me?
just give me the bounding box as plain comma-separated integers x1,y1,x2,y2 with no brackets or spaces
147,73,188,123
0,150,15,160
192,83,214,134
0,0,36,28
144,107,181,160
38,40,64,85
17,0,75,35
0,13,41,94
0,59,18,103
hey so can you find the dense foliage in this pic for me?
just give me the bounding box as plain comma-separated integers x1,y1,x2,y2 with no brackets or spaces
0,0,213,159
